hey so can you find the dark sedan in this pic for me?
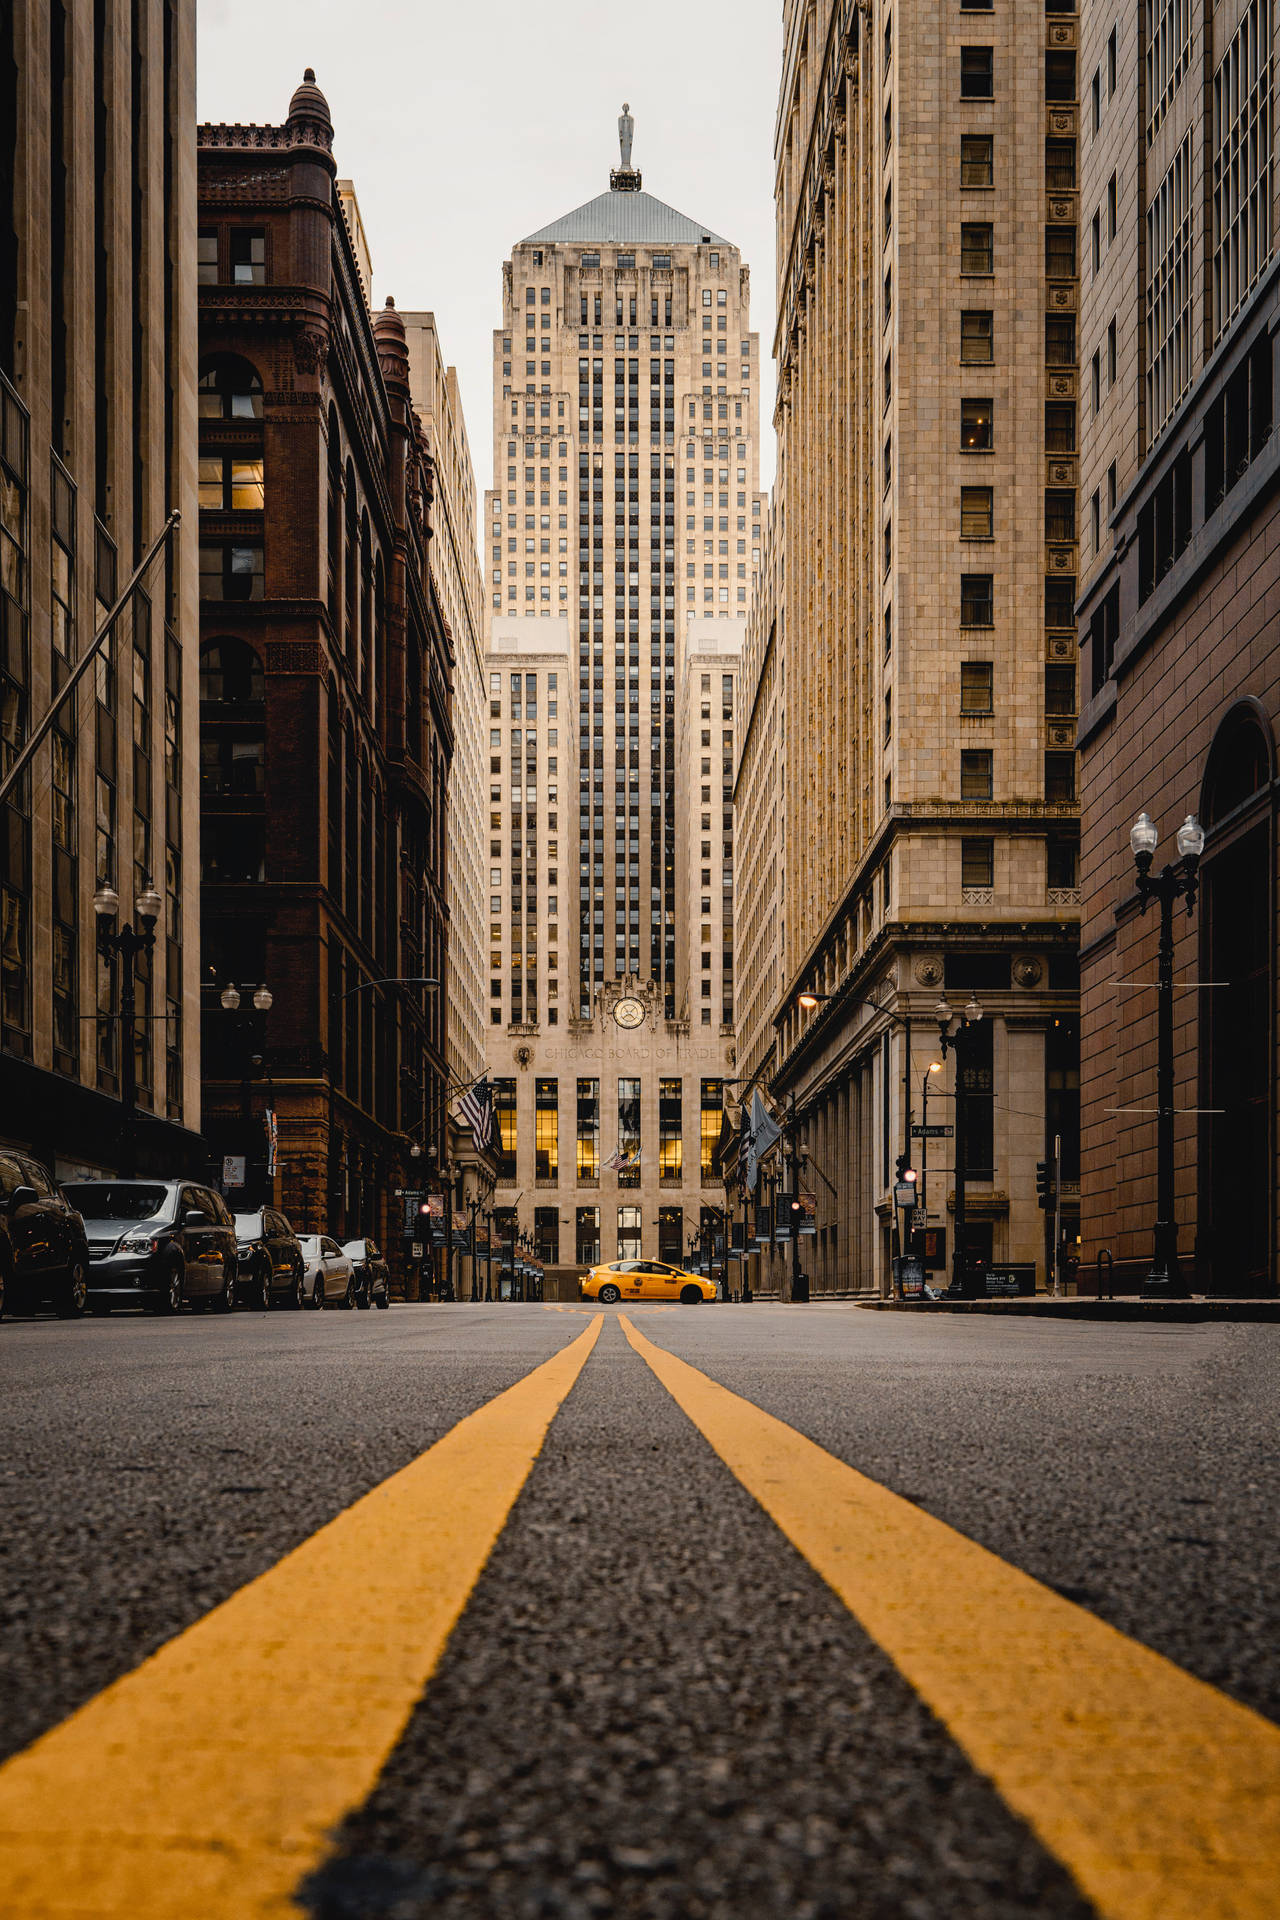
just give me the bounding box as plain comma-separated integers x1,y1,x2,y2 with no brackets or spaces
0,1151,90,1319
233,1208,306,1310
62,1180,239,1315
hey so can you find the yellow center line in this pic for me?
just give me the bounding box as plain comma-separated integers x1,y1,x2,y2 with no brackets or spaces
619,1314,1280,1920
0,1314,603,1919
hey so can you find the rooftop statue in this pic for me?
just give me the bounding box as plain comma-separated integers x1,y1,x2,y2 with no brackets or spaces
618,103,634,172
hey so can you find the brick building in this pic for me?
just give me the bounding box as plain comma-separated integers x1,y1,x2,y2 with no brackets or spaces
196,75,452,1280
1077,0,1280,1294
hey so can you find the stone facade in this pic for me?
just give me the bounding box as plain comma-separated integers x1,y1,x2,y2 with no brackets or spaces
479,128,762,1271
733,0,1082,1296
401,311,487,1092
1077,0,1280,1294
196,77,452,1290
0,0,202,1178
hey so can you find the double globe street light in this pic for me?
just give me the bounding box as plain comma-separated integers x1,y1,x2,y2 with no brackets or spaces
935,992,984,1297
1129,809,1205,1294
93,878,162,1180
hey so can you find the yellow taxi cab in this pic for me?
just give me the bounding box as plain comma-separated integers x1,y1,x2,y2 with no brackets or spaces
580,1259,716,1306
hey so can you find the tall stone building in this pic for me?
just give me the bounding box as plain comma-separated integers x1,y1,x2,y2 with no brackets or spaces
480,115,761,1272
196,76,453,1285
1077,0,1280,1294
735,0,1082,1296
0,0,202,1179
401,312,487,1092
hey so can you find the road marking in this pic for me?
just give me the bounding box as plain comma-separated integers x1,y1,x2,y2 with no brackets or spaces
0,1315,603,1918
620,1315,1280,1920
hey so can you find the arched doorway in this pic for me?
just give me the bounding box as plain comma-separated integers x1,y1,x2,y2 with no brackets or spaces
1198,701,1275,1295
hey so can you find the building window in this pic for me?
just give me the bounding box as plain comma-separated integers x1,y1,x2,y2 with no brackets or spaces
535,1077,559,1183
617,1205,641,1261
960,660,993,712
1045,573,1077,627
960,486,993,539
699,1079,722,1181
961,46,994,97
199,545,263,601
961,223,994,274
957,1019,995,1180
1045,664,1076,715
534,1206,559,1265
577,1077,600,1184
197,230,218,284
961,134,994,187
576,1205,600,1265
961,573,993,627
1045,315,1076,366
197,355,263,420
1047,836,1079,888
961,398,993,450
494,1077,517,1182
961,837,994,888
1045,49,1076,101
198,453,265,512
1045,138,1076,190
1147,0,1192,145
1045,225,1076,279
1147,133,1194,437
1045,751,1076,802
1045,489,1076,542
659,1077,683,1183
618,1076,641,1188
961,749,993,799
960,312,994,364
229,229,265,285
1045,403,1076,451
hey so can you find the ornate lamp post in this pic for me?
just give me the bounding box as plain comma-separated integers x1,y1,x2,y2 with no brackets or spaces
916,1060,944,1254
219,981,273,1202
1129,809,1205,1294
94,879,162,1179
935,992,984,1297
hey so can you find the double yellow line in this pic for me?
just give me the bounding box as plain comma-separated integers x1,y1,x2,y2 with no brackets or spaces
0,1312,1277,1918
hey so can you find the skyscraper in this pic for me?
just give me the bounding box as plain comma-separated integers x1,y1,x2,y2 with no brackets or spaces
481,114,761,1275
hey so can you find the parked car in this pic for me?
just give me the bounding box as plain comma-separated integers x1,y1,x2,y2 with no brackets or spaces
341,1237,391,1310
0,1151,90,1319
233,1208,306,1310
296,1235,355,1310
62,1179,239,1315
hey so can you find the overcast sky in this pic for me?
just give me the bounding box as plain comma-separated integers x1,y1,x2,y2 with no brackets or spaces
197,0,782,519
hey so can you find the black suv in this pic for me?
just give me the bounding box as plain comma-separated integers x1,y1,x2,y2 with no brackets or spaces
62,1180,239,1315
233,1208,306,1310
0,1151,90,1319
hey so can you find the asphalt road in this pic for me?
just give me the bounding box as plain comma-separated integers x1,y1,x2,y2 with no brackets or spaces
1,1301,1277,1918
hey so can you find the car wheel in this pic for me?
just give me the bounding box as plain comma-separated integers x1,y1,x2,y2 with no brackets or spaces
286,1271,305,1311
255,1264,271,1313
55,1256,89,1320
156,1260,184,1316
310,1275,325,1310
679,1285,703,1306
211,1261,236,1313
339,1276,355,1311
355,1279,371,1310
598,1283,621,1305
373,1288,389,1309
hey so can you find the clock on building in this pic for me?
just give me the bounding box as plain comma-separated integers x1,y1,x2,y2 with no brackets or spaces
613,996,646,1030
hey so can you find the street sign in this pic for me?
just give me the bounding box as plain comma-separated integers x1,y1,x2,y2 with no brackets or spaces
222,1155,245,1187
395,1188,426,1199
893,1180,918,1209
410,1241,423,1260
910,1124,953,1138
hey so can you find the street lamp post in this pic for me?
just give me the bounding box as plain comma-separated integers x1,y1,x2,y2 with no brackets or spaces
1129,809,1205,1295
917,1060,944,1256
219,981,273,1202
481,1206,494,1301
936,993,984,1298
93,880,161,1179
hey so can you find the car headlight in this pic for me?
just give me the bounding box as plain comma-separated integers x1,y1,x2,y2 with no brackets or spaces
237,1246,254,1262
117,1234,161,1255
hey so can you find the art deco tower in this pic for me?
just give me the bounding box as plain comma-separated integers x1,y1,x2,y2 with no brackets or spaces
481,113,763,1274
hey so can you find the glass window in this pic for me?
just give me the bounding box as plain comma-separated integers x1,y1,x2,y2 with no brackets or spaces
961,661,994,712
618,1078,641,1189
494,1077,517,1182
961,47,994,97
961,573,994,626
961,837,994,887
700,1079,722,1178
961,748,993,798
197,230,218,284
576,1206,600,1265
961,135,994,186
1046,138,1076,189
535,1078,559,1182
961,224,994,274
197,356,263,420
576,1077,600,1183
617,1206,641,1261
961,400,993,451
960,486,993,538
960,312,993,364
230,229,266,285
659,1077,683,1183
1045,489,1076,542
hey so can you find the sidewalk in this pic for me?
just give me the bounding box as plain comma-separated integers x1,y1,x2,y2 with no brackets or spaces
859,1295,1280,1322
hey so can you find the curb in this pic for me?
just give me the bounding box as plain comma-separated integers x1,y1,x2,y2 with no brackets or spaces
857,1297,1280,1322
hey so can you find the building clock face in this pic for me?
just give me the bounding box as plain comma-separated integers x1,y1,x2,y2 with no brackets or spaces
613,996,646,1030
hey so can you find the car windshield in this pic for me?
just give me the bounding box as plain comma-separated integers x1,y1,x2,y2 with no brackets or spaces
234,1213,264,1237
296,1236,321,1254
63,1184,170,1222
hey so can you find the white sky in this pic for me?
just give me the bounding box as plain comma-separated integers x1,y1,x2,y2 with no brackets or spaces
197,0,782,525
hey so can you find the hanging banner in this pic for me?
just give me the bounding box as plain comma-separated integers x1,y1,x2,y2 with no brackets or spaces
264,1109,278,1177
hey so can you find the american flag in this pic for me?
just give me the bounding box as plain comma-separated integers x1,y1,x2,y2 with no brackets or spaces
459,1076,493,1153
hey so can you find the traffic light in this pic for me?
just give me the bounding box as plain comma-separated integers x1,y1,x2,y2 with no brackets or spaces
895,1151,910,1182
1035,1161,1050,1210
